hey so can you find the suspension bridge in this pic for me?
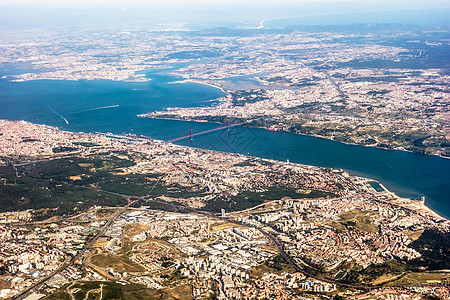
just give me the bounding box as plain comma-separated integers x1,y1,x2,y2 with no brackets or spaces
167,121,248,143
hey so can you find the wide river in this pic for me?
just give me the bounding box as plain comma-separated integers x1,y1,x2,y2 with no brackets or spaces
0,69,449,219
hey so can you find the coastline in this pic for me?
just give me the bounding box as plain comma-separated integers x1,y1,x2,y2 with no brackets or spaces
165,129,448,222
275,128,450,160
5,72,446,160
375,182,447,221
391,197,447,222
138,114,449,159
1,118,448,222
149,75,449,160
168,78,228,94
137,115,450,220
136,72,449,160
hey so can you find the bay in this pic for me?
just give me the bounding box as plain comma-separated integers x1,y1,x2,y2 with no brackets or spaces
0,74,448,219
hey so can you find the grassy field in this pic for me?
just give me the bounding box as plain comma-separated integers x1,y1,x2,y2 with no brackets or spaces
402,229,424,241
93,237,110,248
90,253,146,273
340,260,407,285
0,279,10,289
209,221,243,232
123,223,150,237
371,273,403,285
387,272,450,286
121,223,151,253
139,239,179,255
95,208,116,219
251,254,294,278
327,221,346,231
44,281,192,300
246,200,282,214
336,209,380,233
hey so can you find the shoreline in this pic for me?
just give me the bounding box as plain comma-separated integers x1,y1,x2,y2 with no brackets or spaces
137,115,449,220
168,78,228,94
2,118,448,221
4,74,446,160
144,74,449,160
138,114,449,160
375,182,447,221
131,127,449,222
275,127,450,160
391,197,447,222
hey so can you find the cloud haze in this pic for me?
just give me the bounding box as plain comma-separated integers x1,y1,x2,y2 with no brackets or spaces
1,0,448,29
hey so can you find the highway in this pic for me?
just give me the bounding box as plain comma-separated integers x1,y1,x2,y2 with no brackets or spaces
13,197,136,300
14,186,431,299
90,188,375,291
323,70,348,99
80,188,377,291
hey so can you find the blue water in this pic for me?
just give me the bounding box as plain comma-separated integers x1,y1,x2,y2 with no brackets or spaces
263,8,450,28
0,71,449,219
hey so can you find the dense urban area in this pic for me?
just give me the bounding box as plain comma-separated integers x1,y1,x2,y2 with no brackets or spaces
0,20,449,300
0,120,448,299
1,24,449,156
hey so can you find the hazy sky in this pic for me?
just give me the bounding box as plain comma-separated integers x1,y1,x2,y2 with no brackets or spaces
2,0,448,5
1,0,449,29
